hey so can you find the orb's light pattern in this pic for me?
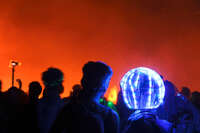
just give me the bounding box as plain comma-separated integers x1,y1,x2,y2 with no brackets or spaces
120,67,165,110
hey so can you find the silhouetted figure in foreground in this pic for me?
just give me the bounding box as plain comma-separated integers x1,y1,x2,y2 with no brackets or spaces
157,80,177,122
29,81,42,104
157,81,200,133
3,86,29,105
18,81,43,133
50,61,119,133
174,93,200,133
1,85,29,133
37,67,66,133
0,80,8,133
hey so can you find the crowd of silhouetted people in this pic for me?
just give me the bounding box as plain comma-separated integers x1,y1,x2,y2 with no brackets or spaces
0,61,200,133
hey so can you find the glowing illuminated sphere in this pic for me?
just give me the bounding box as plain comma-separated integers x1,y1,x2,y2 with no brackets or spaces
120,67,165,110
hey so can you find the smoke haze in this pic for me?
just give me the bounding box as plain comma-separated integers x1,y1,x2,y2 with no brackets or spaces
1,0,200,96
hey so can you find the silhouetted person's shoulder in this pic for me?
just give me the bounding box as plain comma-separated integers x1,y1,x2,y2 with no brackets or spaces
50,100,119,133
96,102,119,133
77,100,118,121
61,100,119,124
89,101,119,127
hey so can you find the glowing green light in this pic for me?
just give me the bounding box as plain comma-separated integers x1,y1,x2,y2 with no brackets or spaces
100,98,104,103
107,101,113,107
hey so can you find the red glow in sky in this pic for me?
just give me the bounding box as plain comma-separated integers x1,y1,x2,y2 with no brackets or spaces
1,0,200,97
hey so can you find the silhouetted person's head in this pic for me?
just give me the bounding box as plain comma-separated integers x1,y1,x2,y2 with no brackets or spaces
29,81,42,100
180,87,191,99
81,61,113,101
6,86,29,104
42,67,64,95
70,84,82,97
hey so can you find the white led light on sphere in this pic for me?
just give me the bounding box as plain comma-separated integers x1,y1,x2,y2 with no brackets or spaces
120,67,165,110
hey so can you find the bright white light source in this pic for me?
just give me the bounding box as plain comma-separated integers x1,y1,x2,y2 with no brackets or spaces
120,67,165,110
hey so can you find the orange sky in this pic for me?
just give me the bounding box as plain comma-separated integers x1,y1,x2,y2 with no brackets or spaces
1,0,200,98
